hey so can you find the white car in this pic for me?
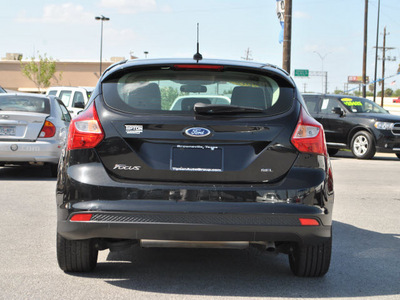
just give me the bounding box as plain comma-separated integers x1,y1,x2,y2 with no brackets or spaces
46,87,93,118
0,93,71,176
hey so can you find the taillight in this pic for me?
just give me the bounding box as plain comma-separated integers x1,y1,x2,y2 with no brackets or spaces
39,120,56,138
291,107,327,156
173,64,224,71
67,102,104,150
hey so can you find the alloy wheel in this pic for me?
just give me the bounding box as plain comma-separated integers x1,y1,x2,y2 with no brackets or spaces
353,135,369,156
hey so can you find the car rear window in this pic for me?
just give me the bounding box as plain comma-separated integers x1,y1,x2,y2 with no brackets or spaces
102,67,294,116
0,95,50,114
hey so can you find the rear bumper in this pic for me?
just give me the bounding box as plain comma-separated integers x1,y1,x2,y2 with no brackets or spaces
57,200,332,244
0,140,62,164
57,152,334,245
58,223,331,245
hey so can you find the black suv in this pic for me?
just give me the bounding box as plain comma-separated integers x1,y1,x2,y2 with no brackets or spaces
56,59,334,277
303,93,400,159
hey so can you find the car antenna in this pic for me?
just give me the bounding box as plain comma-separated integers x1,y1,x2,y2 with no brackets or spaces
193,23,203,62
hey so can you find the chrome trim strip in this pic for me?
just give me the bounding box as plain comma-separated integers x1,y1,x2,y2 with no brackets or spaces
326,142,347,147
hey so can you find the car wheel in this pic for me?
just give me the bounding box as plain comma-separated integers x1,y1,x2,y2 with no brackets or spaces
49,164,58,177
289,236,332,277
57,233,98,272
327,148,339,157
350,131,376,159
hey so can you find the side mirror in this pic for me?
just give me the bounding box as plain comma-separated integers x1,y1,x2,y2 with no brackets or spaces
332,107,344,116
74,102,85,109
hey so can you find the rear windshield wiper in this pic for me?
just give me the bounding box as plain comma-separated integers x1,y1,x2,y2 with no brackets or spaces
194,103,264,115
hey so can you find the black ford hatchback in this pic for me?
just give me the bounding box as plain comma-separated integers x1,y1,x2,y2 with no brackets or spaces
56,58,334,277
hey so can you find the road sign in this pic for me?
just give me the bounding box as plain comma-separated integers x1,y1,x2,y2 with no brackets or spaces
294,69,309,77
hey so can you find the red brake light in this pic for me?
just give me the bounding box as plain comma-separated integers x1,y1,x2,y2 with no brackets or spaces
39,120,56,138
67,102,104,150
299,218,320,226
291,107,327,156
70,213,93,222
173,64,224,71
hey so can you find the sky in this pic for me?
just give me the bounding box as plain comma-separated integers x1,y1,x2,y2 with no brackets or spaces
1,0,400,93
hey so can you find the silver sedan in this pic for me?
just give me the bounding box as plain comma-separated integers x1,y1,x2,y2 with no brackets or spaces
0,93,71,176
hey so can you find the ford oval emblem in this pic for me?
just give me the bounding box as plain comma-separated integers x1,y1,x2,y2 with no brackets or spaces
185,127,211,138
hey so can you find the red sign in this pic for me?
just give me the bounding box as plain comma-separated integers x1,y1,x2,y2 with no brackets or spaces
348,76,369,83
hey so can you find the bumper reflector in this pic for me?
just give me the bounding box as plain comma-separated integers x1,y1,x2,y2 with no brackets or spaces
299,218,319,226
70,213,93,222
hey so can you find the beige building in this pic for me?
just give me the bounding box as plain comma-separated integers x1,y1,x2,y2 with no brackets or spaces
0,53,126,93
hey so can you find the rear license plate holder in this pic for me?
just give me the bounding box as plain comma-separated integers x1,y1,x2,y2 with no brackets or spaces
171,145,223,172
0,126,16,136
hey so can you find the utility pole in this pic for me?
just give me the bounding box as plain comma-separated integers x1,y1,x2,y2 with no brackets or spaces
374,32,400,106
375,28,396,107
381,26,386,107
325,72,328,94
241,48,253,61
282,0,292,74
362,0,368,98
373,0,380,103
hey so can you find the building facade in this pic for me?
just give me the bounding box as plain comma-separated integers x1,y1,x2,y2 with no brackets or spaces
0,54,123,92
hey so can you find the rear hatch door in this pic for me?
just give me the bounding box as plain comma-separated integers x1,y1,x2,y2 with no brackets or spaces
96,62,299,183
96,109,299,183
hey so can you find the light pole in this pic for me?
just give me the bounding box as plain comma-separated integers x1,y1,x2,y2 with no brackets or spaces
314,51,330,94
95,15,110,75
144,51,149,58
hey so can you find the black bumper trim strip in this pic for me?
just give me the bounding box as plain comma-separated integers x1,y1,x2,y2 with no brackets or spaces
89,212,301,226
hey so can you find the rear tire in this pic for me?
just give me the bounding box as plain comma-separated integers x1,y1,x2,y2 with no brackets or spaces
289,236,332,277
350,131,376,159
327,148,339,157
57,233,98,272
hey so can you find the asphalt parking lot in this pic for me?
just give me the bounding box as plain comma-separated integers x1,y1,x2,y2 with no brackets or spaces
0,151,399,300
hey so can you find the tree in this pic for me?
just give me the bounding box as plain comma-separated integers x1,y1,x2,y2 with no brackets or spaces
384,88,393,97
21,53,61,92
160,87,179,110
368,84,374,92
394,89,400,97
